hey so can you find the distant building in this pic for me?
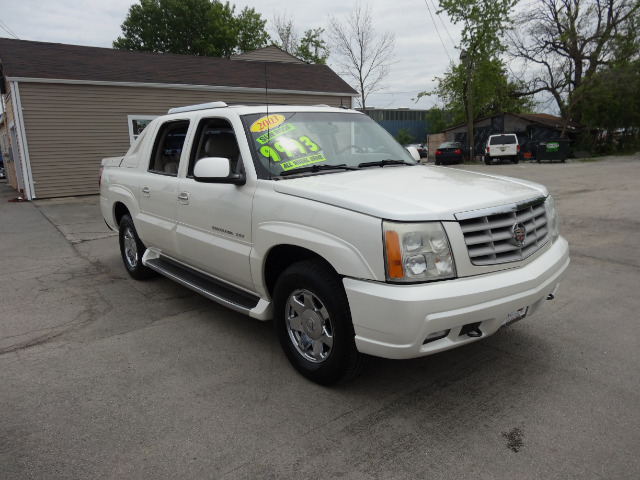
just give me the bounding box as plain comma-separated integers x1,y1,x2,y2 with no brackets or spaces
440,112,583,157
363,108,430,143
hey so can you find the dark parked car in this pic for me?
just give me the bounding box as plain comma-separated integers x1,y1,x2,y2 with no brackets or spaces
434,142,464,165
404,143,428,159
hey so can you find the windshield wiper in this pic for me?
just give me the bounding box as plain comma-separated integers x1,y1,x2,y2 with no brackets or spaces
277,163,358,177
357,159,414,168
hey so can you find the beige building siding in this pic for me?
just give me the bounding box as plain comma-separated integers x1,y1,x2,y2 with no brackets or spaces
18,82,352,198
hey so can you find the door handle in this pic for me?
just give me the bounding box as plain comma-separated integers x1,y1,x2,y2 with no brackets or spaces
178,192,190,205
141,186,150,196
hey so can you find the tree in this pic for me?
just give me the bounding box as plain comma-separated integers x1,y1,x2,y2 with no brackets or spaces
425,108,450,134
296,28,329,65
270,16,328,64
425,57,535,125
579,60,640,151
235,7,270,54
396,128,414,145
432,0,518,155
113,0,269,56
439,0,517,59
508,0,640,128
327,3,396,109
270,13,299,54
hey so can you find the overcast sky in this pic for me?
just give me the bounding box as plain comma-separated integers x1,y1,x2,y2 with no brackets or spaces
0,0,463,110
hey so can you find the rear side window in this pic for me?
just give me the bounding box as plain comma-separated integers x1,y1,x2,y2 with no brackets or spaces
149,120,190,175
490,135,517,145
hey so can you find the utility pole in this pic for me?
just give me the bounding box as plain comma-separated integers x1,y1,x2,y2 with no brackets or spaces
460,50,474,161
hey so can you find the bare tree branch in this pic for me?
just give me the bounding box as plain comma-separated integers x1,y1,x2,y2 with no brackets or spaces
327,2,396,108
507,0,639,124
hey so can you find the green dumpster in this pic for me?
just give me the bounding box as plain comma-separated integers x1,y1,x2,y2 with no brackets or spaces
535,139,570,163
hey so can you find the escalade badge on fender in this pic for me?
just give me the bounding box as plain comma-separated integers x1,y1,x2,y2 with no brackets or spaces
512,222,527,246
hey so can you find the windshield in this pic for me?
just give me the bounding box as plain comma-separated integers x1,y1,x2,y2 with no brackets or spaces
241,111,416,179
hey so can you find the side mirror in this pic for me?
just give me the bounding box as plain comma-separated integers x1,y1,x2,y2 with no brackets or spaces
405,146,420,162
193,157,245,185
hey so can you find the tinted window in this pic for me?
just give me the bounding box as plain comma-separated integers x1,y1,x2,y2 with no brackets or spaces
490,135,517,145
149,120,190,175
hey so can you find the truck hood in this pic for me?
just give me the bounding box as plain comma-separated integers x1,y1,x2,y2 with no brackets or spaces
272,165,548,221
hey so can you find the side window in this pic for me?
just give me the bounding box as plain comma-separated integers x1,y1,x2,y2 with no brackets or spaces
149,120,190,175
188,118,241,177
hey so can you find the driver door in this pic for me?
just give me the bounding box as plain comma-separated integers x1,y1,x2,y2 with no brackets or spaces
175,116,255,291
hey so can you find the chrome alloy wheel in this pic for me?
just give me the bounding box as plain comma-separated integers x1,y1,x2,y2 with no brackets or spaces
285,289,334,363
123,226,139,269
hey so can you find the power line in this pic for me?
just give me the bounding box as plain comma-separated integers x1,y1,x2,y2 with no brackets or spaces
430,0,456,48
0,19,20,40
423,0,453,63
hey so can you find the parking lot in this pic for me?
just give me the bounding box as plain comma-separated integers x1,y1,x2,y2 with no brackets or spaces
1,155,639,479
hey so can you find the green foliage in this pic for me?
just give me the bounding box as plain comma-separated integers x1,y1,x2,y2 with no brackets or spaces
396,128,414,145
438,0,517,60
425,108,450,133
235,7,270,54
419,58,535,123
418,1,523,129
579,60,640,153
295,28,329,64
113,0,269,56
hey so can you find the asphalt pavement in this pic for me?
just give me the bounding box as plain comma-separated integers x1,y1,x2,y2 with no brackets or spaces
0,155,639,479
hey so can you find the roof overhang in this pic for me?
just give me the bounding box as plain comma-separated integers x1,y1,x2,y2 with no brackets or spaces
5,76,359,98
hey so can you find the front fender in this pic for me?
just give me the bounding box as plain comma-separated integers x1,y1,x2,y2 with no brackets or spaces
250,219,383,297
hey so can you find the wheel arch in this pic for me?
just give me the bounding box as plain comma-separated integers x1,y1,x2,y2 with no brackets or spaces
263,245,338,298
113,201,130,227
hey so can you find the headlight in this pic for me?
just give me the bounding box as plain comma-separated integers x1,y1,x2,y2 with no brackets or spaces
545,195,560,241
383,221,456,283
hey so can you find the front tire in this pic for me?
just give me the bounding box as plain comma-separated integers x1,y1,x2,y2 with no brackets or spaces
273,260,366,385
119,214,154,280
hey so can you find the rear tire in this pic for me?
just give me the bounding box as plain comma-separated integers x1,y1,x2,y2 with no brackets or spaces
484,156,491,165
511,157,519,164
119,215,154,280
273,260,366,385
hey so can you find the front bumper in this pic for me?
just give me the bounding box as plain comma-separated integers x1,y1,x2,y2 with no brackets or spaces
344,236,569,359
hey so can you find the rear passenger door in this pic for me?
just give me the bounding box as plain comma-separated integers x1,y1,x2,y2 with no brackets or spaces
137,119,190,256
175,116,255,291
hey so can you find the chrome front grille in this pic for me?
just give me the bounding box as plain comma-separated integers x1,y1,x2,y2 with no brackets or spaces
456,198,549,266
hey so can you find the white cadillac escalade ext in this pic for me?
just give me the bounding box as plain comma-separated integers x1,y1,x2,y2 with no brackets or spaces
100,102,569,385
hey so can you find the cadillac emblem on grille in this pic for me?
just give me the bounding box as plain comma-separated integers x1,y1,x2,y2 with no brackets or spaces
512,222,527,246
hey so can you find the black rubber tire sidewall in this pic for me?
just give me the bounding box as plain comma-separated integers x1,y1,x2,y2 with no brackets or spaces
273,260,364,386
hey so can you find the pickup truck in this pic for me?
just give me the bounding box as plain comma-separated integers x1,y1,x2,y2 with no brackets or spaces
485,133,520,164
100,102,569,385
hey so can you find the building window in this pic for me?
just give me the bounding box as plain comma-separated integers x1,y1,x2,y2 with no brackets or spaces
128,115,158,145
